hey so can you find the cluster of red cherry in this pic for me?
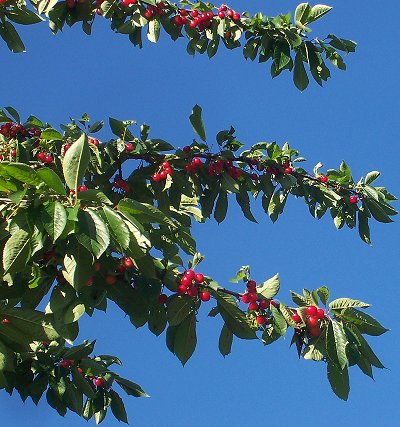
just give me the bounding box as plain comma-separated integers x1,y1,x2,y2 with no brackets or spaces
241,280,276,326
152,161,174,182
113,176,131,192
0,121,41,139
291,305,325,338
59,359,108,389
176,269,211,301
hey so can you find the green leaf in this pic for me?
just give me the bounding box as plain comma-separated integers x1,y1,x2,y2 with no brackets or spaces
330,321,348,369
364,199,393,223
3,228,31,275
307,5,332,24
36,167,67,195
348,325,385,369
270,305,287,336
63,301,85,324
0,22,25,53
236,189,257,223
71,366,96,399
148,302,167,336
62,133,91,192
219,324,233,357
115,376,149,398
327,360,349,401
365,171,380,185
147,19,160,43
257,274,280,299
189,105,206,142
329,298,370,310
0,340,15,371
6,8,44,25
358,210,371,245
214,191,228,224
293,51,309,91
173,312,197,365
41,201,67,243
215,292,257,340
294,3,311,26
341,308,388,336
76,209,110,258
40,128,63,141
167,295,193,327
63,241,94,290
77,190,112,205
2,163,42,186
317,286,330,306
102,206,130,250
109,390,128,423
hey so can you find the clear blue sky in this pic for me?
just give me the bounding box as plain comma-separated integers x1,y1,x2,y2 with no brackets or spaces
1,1,400,425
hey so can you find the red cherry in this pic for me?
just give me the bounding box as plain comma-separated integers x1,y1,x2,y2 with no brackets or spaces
125,142,134,152
248,301,259,311
180,275,192,287
189,20,197,28
164,167,173,175
309,326,321,338
316,308,325,320
44,155,53,164
144,9,153,19
158,293,168,305
284,167,293,174
232,12,240,21
349,195,358,204
78,185,87,192
93,377,104,387
250,173,258,180
219,5,227,12
116,264,125,274
123,257,134,269
190,10,199,18
162,161,170,169
241,293,250,304
192,157,202,166
199,291,211,302
185,269,195,280
2,318,9,324
89,138,99,146
248,292,258,303
291,312,301,323
183,145,191,153
256,315,267,325
319,175,328,183
86,277,94,286
305,306,318,317
94,261,101,272
177,284,187,295
159,170,167,180
218,11,225,18
194,273,204,284
307,316,319,328
180,9,187,17
105,275,117,285
227,9,233,17
246,280,257,291
59,360,73,369
38,151,46,162
259,299,270,309
174,15,183,26
224,31,232,39
187,285,198,298
152,173,161,182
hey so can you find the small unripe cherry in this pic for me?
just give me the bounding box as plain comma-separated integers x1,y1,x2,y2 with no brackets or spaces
305,305,318,317
307,315,319,328
199,291,211,302
241,293,250,304
248,301,259,311
187,285,198,297
158,293,168,305
105,275,117,285
123,257,134,269
177,284,187,295
185,269,195,280
78,185,87,192
194,273,204,284
248,292,258,303
309,326,321,338
259,299,270,310
319,175,328,183
256,315,267,325
316,308,325,319
291,312,301,323
180,275,192,287
349,195,358,204
125,142,134,152
246,280,257,291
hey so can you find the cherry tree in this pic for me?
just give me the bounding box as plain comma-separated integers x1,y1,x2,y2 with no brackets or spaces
0,0,396,424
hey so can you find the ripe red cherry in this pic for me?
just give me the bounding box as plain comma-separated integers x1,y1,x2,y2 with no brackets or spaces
218,11,225,18
187,285,198,297
105,275,117,285
180,275,192,287
86,277,94,286
158,293,168,305
224,30,232,39
259,299,270,309
152,173,161,182
246,280,257,291
241,293,250,304
305,305,318,317
248,301,259,311
256,315,267,325
227,9,233,17
59,360,73,369
248,292,258,303
159,170,167,180
309,326,321,338
162,161,170,169
89,138,99,146
125,142,134,152
115,264,125,274
189,20,197,28
183,145,191,153
194,273,204,284
250,173,258,180
192,157,202,166
2,318,9,324
44,155,53,164
232,12,240,21
307,316,319,328
190,10,199,18
123,257,134,269
291,312,301,323
177,284,187,295
316,308,325,319
93,377,104,387
319,175,328,183
78,185,87,192
284,167,293,174
199,291,210,302
37,152,46,161
164,167,173,175
94,261,101,272
185,269,195,280
144,9,153,19
349,195,358,204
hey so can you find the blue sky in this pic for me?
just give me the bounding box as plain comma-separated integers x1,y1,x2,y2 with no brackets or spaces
1,0,400,426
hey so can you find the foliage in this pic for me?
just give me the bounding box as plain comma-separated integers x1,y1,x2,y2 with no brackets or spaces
0,105,395,421
0,1,357,89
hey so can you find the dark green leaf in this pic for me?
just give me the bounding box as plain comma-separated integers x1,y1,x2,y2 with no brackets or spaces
189,105,206,142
